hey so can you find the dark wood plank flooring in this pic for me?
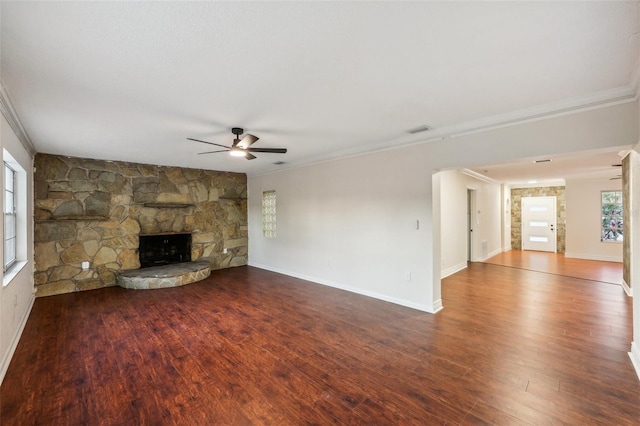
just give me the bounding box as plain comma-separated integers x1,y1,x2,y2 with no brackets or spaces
2,261,639,424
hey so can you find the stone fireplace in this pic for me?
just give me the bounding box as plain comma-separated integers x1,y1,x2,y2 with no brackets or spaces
33,153,248,297
139,233,192,268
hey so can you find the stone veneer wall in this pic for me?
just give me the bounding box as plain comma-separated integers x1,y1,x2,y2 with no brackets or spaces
511,186,566,253
622,155,630,287
34,154,247,297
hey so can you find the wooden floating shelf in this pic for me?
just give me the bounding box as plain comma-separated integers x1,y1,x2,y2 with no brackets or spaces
143,203,194,208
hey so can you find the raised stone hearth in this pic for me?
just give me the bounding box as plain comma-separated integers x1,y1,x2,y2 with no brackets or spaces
117,261,211,290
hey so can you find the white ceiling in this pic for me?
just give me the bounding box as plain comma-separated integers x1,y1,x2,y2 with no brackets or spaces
466,147,629,187
1,1,639,177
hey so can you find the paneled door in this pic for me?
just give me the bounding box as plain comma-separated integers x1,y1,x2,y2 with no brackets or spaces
521,196,557,252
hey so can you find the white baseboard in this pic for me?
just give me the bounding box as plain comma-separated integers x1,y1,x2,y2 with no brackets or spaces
564,252,623,263
482,248,503,261
0,293,35,385
503,246,512,252
441,262,467,279
622,278,632,297
248,262,442,314
629,342,640,382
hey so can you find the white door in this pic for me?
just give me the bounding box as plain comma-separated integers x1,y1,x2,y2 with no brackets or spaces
521,196,557,252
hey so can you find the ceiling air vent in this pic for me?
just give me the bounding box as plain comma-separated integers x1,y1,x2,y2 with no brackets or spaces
533,159,552,163
273,161,286,165
407,125,432,134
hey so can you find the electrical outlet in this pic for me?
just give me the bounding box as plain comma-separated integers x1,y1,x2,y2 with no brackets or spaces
223,248,228,254
82,261,90,270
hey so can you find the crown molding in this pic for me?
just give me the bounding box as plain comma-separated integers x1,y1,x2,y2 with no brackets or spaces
252,85,639,177
0,79,36,156
460,169,498,184
444,86,637,140
630,56,640,97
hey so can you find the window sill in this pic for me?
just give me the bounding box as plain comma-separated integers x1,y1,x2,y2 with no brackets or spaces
3,260,28,287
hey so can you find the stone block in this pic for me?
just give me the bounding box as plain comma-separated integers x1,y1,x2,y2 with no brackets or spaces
94,247,118,265
208,188,219,201
49,265,81,281
75,279,108,292
225,237,247,249
118,249,140,270
189,181,209,202
110,205,126,220
159,172,179,193
77,228,101,241
230,256,247,267
120,217,141,235
192,232,215,244
166,167,187,184
34,180,49,199
49,191,72,200
98,267,117,286
69,180,98,192
35,208,53,220
53,200,84,218
85,191,110,217
202,243,216,257
171,216,185,233
61,243,90,264
68,168,87,180
191,245,203,260
34,272,48,285
184,168,202,181
34,242,60,271
36,155,69,180
74,270,96,281
156,193,189,204
36,280,75,297
112,194,133,205
102,235,138,250
35,222,76,242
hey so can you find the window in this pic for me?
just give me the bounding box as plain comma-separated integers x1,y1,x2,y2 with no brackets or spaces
4,162,16,271
601,190,623,242
262,190,276,238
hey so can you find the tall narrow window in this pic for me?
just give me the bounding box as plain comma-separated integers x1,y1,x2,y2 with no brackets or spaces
4,162,17,271
262,190,276,238
601,190,623,242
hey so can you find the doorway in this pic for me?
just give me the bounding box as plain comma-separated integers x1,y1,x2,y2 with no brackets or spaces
521,196,557,252
467,189,476,261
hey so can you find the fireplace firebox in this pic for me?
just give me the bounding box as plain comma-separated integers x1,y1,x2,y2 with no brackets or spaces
139,233,191,268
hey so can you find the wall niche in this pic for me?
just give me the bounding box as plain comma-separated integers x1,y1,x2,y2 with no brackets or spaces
34,154,248,297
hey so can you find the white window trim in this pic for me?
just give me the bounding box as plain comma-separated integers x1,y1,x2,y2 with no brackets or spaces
4,162,17,272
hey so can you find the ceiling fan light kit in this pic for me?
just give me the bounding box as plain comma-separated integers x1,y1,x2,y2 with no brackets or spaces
230,147,247,157
188,127,287,160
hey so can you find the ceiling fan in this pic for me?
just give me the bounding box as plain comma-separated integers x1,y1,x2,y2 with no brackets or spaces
188,128,287,160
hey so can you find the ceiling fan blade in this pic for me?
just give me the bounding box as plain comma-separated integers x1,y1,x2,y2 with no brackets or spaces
237,134,259,149
246,147,287,154
198,149,229,155
245,153,257,160
187,138,231,149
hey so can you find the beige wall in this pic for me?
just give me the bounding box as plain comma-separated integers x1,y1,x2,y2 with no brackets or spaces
33,154,247,297
439,170,503,278
1,114,34,384
565,178,622,262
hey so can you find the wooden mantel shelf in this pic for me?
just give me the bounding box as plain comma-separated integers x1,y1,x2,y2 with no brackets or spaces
143,203,194,208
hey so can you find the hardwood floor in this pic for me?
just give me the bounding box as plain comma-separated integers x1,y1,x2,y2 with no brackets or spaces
2,259,639,424
484,249,623,285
